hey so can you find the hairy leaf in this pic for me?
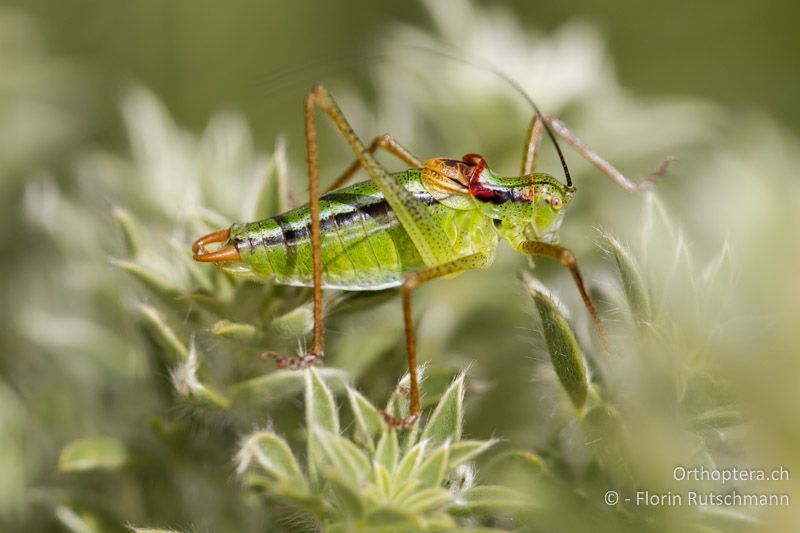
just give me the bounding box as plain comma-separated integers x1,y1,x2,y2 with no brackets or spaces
420,372,465,448
525,275,588,410
600,230,652,326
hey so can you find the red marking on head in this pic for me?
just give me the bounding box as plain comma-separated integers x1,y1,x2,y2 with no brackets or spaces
463,153,532,204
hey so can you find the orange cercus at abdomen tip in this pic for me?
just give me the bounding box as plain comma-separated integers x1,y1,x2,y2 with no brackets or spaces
192,227,240,262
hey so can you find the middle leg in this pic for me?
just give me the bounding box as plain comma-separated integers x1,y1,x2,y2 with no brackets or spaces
324,133,421,193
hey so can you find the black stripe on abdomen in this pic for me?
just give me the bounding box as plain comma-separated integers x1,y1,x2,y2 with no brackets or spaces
241,190,439,250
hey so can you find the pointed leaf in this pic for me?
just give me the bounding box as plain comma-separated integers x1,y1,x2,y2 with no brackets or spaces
58,437,128,472
600,231,652,326
136,304,188,362
306,381,335,485
237,430,303,481
420,372,465,448
312,427,370,485
525,275,588,410
394,440,426,484
171,342,230,408
268,304,314,338
373,463,392,498
212,319,267,345
111,206,142,257
375,429,399,472
305,368,339,433
448,439,497,468
347,387,383,449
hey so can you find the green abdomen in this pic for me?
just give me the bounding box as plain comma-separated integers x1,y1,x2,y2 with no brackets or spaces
230,172,430,290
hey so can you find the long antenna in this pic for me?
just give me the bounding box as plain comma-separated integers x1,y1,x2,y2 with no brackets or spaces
395,45,574,190
252,46,575,189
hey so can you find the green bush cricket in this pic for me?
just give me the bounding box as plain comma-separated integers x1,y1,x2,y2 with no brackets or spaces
193,83,671,427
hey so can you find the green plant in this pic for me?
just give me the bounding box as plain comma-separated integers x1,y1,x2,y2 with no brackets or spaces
233,368,522,532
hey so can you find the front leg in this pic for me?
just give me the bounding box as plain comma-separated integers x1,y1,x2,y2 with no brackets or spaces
520,113,673,192
520,241,611,352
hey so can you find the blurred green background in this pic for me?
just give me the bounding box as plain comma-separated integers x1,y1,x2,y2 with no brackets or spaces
2,1,799,532
4,0,800,150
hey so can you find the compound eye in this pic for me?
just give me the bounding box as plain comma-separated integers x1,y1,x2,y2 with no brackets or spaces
549,196,563,210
